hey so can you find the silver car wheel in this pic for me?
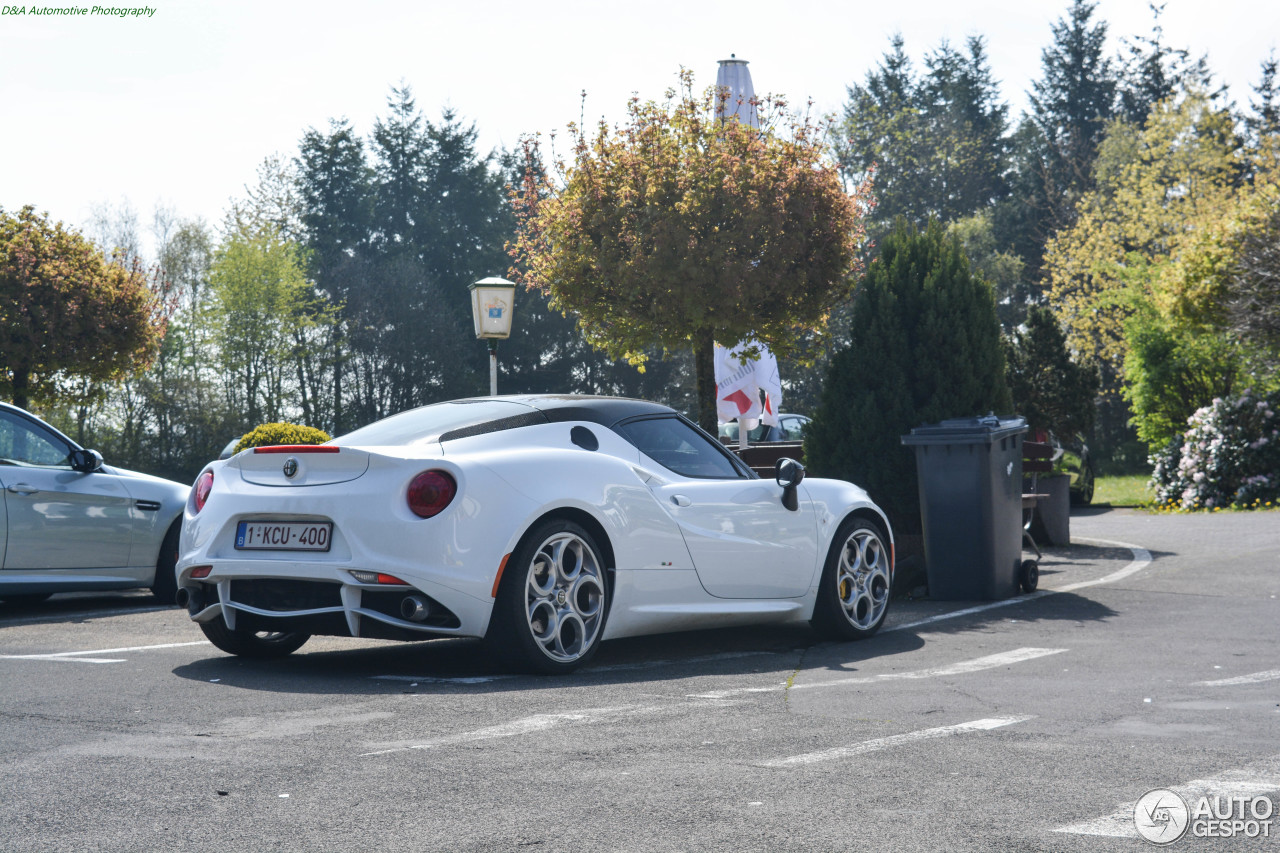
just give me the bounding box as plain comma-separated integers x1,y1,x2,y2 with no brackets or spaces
835,527,890,631
524,532,605,663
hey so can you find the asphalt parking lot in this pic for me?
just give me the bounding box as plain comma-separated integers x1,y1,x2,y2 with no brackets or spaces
1,508,1277,852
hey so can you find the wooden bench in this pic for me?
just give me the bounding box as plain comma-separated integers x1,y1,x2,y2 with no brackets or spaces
1022,440,1054,558
728,441,805,477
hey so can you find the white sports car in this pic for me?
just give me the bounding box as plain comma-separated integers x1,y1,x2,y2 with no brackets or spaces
0,402,188,604
176,396,894,673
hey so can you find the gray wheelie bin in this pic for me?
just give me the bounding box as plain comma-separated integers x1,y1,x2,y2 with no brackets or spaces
901,415,1029,600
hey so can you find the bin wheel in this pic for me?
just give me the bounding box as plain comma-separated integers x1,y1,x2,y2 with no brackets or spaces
1019,559,1039,594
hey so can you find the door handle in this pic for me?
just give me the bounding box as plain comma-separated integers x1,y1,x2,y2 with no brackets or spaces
6,483,39,495
670,494,691,507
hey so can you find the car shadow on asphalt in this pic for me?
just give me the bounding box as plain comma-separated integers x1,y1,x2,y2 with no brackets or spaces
167,542,1140,694
889,589,1119,636
169,623,933,695
167,590,1109,694
0,590,174,624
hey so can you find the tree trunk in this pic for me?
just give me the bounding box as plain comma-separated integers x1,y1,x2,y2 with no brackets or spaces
11,368,29,411
692,329,718,435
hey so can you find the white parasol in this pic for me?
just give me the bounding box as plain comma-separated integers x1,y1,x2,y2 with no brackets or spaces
712,56,781,442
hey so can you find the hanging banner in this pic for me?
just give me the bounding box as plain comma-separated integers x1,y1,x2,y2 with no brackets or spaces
715,341,781,427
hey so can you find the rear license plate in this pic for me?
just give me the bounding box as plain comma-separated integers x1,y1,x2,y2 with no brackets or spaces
235,521,333,552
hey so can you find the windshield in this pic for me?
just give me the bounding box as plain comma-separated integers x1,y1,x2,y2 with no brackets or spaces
334,400,543,447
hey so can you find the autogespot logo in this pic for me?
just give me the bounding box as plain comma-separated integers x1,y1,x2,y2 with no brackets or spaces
1135,789,1190,845
1134,788,1275,844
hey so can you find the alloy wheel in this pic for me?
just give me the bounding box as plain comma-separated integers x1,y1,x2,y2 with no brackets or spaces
835,527,890,631
524,532,606,664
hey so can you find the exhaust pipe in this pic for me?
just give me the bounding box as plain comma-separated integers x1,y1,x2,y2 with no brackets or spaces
177,586,205,616
400,595,432,623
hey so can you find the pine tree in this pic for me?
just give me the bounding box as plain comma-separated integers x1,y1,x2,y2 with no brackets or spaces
1117,2,1221,125
1245,52,1280,146
837,34,1009,233
371,85,431,256
837,35,930,226
805,219,1012,534
1005,305,1100,437
1027,0,1117,230
296,118,373,298
998,0,1118,293
919,36,1010,219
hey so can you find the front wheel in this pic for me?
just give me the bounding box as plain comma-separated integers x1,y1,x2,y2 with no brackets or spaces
488,519,610,674
811,517,892,640
198,616,311,659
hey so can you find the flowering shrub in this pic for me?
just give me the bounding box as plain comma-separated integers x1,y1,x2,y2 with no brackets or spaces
233,422,331,454
1150,390,1280,510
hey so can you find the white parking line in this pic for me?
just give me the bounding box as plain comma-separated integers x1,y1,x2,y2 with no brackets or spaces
874,647,1067,680
360,702,709,757
759,716,1035,768
0,654,126,664
1199,669,1280,686
688,647,1067,699
886,537,1152,634
0,640,208,665
1055,755,1280,838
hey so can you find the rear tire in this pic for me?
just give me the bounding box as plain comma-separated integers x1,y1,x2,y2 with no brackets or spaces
150,522,180,605
811,517,892,640
199,616,310,659
487,519,609,675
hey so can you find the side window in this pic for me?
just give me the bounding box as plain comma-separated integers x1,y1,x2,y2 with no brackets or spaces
615,416,747,479
0,411,72,468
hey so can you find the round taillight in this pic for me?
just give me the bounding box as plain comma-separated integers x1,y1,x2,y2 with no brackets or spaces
407,470,456,519
193,470,214,513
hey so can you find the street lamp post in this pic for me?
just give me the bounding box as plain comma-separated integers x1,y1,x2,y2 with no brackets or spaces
468,276,517,396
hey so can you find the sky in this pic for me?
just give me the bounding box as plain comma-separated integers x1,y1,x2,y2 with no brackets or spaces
2,0,1278,251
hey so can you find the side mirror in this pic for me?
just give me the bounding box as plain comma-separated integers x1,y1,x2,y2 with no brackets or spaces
69,448,104,473
775,457,805,511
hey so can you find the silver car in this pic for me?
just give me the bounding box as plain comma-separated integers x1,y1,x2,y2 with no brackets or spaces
0,402,188,604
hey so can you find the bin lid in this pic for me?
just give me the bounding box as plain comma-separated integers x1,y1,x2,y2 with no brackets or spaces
901,414,1027,446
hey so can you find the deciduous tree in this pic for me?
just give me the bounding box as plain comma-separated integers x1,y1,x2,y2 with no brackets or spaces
1044,93,1243,388
0,205,164,410
208,222,335,426
511,72,870,431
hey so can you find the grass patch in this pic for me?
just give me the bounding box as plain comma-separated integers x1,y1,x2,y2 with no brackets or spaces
1094,474,1154,507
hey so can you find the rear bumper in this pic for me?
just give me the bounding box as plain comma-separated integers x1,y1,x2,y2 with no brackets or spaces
178,561,494,640
176,457,542,641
